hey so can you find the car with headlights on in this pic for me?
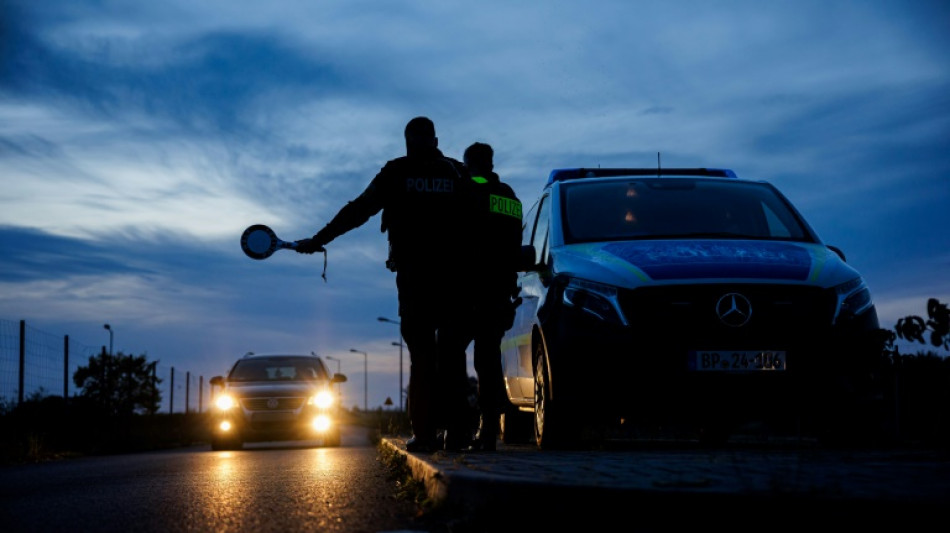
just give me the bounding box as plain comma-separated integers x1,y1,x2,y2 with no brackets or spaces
209,353,347,450
499,167,884,449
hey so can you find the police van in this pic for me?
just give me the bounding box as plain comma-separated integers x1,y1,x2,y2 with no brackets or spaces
500,167,883,448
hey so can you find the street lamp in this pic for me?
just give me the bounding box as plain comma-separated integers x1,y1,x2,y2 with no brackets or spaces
103,324,113,356
349,349,368,412
377,316,404,412
323,354,341,375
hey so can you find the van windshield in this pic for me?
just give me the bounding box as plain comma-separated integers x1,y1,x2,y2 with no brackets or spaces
560,178,813,244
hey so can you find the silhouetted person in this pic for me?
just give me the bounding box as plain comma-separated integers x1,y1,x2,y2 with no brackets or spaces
462,142,522,451
295,116,476,452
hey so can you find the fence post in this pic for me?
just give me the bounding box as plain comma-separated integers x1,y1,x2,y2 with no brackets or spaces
18,320,25,405
63,335,69,400
185,371,190,414
199,376,204,413
169,366,175,414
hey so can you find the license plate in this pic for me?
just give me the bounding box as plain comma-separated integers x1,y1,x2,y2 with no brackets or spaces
689,350,786,372
252,411,295,422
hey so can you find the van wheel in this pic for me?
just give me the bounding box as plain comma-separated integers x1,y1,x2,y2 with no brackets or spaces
534,347,575,450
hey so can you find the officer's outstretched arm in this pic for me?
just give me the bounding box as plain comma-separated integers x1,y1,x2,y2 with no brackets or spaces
295,238,325,255
298,182,384,252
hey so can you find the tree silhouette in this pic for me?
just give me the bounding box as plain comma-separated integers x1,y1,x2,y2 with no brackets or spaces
894,298,950,352
73,349,162,416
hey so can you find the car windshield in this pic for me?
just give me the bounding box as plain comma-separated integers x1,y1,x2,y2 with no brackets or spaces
229,358,326,382
560,178,812,244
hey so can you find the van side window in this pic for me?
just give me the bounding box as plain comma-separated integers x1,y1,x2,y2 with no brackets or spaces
522,199,539,246
532,195,550,264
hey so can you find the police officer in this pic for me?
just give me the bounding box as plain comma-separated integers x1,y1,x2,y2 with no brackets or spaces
462,142,522,451
295,117,476,452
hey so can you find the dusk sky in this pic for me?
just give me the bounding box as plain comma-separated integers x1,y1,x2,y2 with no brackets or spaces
2,1,948,410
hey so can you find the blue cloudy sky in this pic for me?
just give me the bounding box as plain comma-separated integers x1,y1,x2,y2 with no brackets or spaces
2,0,948,409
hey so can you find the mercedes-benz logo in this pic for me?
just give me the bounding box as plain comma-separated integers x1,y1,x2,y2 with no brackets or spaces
716,292,752,327
266,398,279,409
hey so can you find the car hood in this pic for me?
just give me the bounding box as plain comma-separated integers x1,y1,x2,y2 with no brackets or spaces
555,239,860,289
225,381,322,397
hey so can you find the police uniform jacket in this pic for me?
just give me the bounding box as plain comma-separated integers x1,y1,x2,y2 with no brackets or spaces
470,171,522,300
311,147,474,277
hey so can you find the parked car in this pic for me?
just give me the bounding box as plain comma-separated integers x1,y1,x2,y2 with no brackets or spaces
499,167,884,448
208,353,347,450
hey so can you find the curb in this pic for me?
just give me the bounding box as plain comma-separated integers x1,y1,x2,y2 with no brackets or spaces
381,436,950,527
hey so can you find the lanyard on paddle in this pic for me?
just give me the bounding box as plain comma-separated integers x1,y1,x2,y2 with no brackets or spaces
320,249,328,282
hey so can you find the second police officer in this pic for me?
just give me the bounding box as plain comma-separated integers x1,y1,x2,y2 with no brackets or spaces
462,142,523,451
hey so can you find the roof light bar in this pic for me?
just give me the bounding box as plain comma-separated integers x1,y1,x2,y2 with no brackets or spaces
547,167,737,184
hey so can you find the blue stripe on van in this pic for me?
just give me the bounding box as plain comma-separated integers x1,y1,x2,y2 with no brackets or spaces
602,241,812,281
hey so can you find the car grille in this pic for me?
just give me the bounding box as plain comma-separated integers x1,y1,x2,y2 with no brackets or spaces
241,397,306,410
618,283,837,346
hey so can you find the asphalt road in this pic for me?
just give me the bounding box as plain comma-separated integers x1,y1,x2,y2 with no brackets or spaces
4,421,947,533
0,425,433,533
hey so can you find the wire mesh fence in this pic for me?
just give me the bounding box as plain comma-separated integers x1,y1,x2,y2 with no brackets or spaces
1,319,210,413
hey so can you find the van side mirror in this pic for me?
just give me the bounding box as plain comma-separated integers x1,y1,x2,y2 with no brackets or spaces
209,376,224,387
519,245,537,271
828,245,846,262
332,373,348,384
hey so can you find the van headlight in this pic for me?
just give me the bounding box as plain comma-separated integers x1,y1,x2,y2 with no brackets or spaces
563,277,627,326
834,277,873,323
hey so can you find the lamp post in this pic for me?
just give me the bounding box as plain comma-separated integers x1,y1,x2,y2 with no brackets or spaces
104,323,130,405
349,349,368,412
391,342,406,412
103,324,113,356
377,316,404,412
324,354,343,401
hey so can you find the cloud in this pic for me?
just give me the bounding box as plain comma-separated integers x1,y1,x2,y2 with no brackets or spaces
1,0,948,408
0,226,148,281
